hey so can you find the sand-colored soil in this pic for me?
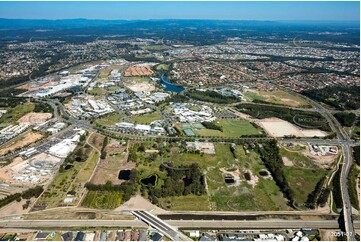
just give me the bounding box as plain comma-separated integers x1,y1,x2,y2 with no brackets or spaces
17,112,52,124
124,81,155,92
0,157,24,183
115,195,168,214
256,118,327,138
123,66,154,77
0,198,35,217
0,132,43,156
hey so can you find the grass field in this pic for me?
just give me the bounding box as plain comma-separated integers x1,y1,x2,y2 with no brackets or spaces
142,45,170,51
82,190,122,209
156,64,170,71
194,119,261,137
127,113,162,124
35,140,99,209
280,147,319,169
283,167,328,207
0,103,35,125
94,113,124,127
123,77,150,83
88,88,107,96
158,195,210,211
244,90,310,107
134,142,289,211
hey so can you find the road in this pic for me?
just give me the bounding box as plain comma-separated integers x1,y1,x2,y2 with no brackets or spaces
0,218,359,230
132,211,190,241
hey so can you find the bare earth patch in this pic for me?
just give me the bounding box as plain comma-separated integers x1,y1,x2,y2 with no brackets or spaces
124,81,155,92
17,112,52,124
0,198,35,217
114,195,168,214
282,157,294,167
0,132,43,156
256,117,327,138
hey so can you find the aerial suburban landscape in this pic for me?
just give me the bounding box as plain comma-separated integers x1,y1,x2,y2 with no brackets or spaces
0,1,359,241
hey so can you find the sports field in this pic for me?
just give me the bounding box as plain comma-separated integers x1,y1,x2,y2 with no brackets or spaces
127,113,162,124
194,119,261,137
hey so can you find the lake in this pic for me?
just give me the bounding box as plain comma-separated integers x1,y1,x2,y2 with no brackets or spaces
160,74,185,93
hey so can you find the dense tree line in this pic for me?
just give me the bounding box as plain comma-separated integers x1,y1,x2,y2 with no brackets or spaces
33,102,54,113
256,140,294,204
301,85,360,110
352,146,360,166
202,121,223,131
0,186,43,208
317,188,330,207
185,90,238,104
100,137,108,159
236,103,331,131
348,164,360,210
332,165,343,209
334,112,357,127
85,170,138,202
306,176,326,209
147,163,206,204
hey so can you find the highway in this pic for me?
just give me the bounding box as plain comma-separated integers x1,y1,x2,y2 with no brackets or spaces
132,211,190,241
0,218,359,230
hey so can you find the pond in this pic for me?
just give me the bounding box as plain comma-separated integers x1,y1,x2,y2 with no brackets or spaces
141,175,157,186
244,172,251,181
259,170,269,177
224,175,235,184
118,170,131,180
64,164,73,170
160,74,185,93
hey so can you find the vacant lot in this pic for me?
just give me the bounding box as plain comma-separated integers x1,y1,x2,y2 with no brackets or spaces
17,112,52,124
133,141,289,211
158,195,210,211
124,81,155,92
244,90,310,107
256,118,327,137
0,103,35,125
124,66,154,77
94,113,124,127
91,139,133,185
82,190,123,209
284,167,328,208
127,112,162,124
194,119,261,137
0,132,43,156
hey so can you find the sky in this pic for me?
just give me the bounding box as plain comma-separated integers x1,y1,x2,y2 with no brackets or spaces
0,1,359,21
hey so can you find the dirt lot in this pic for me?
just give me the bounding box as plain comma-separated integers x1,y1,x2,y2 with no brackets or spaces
256,118,327,138
0,198,35,217
0,132,43,156
124,81,155,92
17,112,52,124
91,139,135,185
115,195,168,214
0,157,24,183
123,66,153,76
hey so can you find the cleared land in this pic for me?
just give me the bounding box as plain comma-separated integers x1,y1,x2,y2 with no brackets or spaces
133,142,289,211
127,112,162,124
123,66,154,77
256,118,328,137
82,190,122,209
124,81,155,92
90,139,133,185
34,134,100,209
142,45,170,51
244,90,310,107
94,113,125,127
17,112,52,124
0,132,43,156
0,103,35,125
194,119,261,137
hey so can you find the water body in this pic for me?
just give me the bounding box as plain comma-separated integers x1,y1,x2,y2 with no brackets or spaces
160,75,184,93
141,175,157,186
118,170,131,180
